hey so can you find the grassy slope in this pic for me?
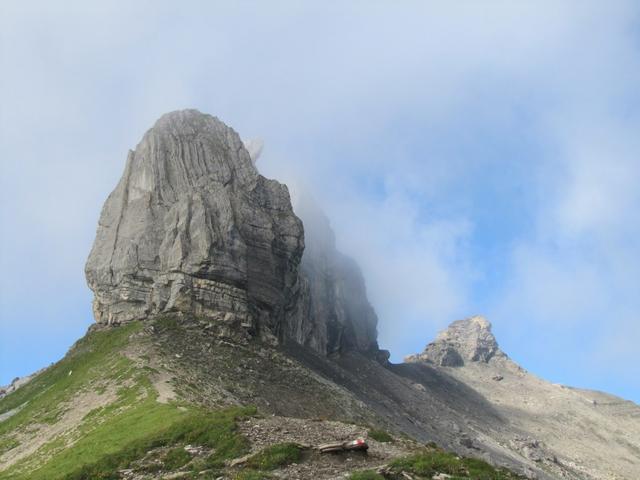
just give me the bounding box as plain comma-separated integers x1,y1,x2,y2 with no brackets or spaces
0,323,141,435
0,322,254,480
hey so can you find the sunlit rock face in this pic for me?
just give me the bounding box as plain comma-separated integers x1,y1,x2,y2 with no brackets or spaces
86,109,378,354
405,315,503,366
85,110,304,342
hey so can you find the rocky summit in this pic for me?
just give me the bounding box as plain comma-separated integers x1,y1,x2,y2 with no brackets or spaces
85,109,377,356
405,316,503,366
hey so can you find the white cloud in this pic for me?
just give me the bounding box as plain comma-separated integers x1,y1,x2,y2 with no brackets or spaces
1,1,639,398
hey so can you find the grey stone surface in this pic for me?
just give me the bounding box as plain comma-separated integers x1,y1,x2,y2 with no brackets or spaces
85,109,378,354
86,110,304,344
405,315,503,366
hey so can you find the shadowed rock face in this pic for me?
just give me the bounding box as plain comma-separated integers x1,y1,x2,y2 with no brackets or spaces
85,109,378,354
85,110,305,342
405,316,502,366
288,195,379,355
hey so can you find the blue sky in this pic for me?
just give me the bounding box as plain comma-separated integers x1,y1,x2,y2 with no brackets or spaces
1,1,639,402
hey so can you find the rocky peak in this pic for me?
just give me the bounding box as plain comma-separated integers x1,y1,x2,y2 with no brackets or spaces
85,109,378,356
405,315,502,366
86,109,304,343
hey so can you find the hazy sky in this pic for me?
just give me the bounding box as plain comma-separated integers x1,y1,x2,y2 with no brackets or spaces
1,1,639,402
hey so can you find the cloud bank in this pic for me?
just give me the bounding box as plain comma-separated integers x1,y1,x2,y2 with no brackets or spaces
1,1,639,401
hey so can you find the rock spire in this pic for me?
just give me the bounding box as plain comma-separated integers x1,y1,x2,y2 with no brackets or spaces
405,315,502,366
86,109,378,355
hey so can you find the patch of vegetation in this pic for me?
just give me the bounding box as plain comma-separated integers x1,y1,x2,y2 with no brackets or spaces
155,315,180,332
0,437,19,455
60,406,254,480
389,449,523,479
163,446,192,470
461,457,523,479
390,450,464,477
0,322,142,437
348,470,385,480
367,428,393,443
244,442,302,471
1,405,255,480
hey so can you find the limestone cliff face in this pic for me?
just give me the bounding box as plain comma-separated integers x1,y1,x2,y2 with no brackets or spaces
86,109,378,354
405,316,503,366
86,110,304,342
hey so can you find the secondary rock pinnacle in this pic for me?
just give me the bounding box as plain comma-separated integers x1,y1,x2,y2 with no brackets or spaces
405,315,502,366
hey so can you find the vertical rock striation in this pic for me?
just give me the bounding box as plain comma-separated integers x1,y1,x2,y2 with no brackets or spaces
86,109,378,354
86,110,304,342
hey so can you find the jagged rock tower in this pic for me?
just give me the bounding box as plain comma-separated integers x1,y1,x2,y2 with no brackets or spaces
86,109,378,355
405,315,505,366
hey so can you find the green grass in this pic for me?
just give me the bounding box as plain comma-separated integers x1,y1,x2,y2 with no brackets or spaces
0,323,142,438
348,470,385,480
0,437,19,456
58,406,254,480
367,428,393,443
163,447,192,470
390,450,464,476
389,449,523,479
244,442,302,471
2,403,256,480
